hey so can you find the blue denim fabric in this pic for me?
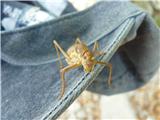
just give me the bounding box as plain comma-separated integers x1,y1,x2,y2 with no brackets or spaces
1,1,160,120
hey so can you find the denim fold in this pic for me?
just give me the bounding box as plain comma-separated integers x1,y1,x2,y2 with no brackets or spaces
1,1,160,120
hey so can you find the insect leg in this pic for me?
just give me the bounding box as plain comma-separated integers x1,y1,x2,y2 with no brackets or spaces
75,37,82,44
53,40,70,68
94,51,106,57
92,41,106,57
60,64,80,98
53,40,70,60
95,61,112,87
92,41,99,52
53,41,63,69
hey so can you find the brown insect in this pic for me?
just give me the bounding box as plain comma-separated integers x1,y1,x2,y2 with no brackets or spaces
53,38,112,98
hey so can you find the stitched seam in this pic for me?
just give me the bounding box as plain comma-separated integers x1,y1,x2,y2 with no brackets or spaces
43,18,132,120
44,19,130,120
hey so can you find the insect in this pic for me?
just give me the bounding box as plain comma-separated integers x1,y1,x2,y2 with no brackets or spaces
53,38,112,98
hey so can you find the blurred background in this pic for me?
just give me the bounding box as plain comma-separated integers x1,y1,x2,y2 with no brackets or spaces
59,0,160,120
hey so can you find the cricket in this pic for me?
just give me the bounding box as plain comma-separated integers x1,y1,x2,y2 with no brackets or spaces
53,38,112,98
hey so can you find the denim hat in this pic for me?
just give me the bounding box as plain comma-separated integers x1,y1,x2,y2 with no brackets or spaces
1,1,160,120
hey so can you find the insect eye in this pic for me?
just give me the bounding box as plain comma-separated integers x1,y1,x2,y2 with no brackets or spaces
84,56,87,59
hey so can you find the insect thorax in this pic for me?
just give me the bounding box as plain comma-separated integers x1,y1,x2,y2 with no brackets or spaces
66,44,89,65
